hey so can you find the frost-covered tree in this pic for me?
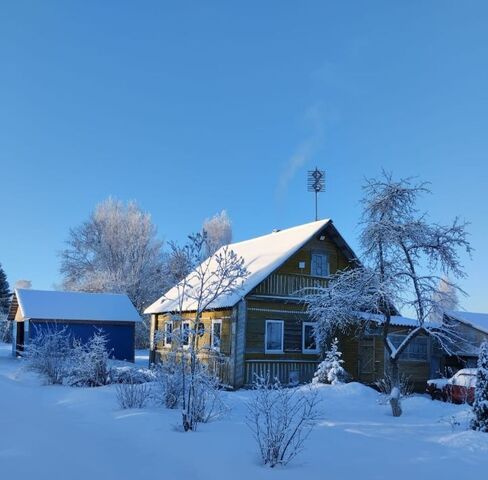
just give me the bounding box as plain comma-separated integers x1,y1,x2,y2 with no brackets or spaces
313,338,346,385
202,210,232,257
0,263,11,315
0,263,12,342
60,198,165,312
160,231,248,431
430,276,460,322
60,198,165,347
306,173,471,417
471,342,488,432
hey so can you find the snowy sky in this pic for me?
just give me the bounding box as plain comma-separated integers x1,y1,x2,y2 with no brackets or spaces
0,1,487,312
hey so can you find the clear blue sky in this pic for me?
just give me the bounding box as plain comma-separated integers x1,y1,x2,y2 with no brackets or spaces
1,1,487,312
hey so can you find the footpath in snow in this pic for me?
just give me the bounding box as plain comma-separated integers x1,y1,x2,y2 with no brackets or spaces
1,343,488,480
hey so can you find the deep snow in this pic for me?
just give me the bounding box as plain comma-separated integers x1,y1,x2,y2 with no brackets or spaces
1,343,487,480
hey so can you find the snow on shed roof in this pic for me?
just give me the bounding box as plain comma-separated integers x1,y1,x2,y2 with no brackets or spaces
358,312,422,328
145,219,357,314
13,289,141,323
446,310,488,335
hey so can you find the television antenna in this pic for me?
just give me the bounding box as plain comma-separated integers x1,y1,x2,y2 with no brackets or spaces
307,168,325,221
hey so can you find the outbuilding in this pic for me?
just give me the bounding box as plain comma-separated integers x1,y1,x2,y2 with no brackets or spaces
8,289,141,362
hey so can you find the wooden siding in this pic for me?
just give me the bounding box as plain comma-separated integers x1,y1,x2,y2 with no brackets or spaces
153,309,233,356
340,325,431,392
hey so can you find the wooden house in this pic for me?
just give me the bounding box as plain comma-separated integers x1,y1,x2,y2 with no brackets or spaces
145,220,432,390
8,289,141,362
433,311,488,373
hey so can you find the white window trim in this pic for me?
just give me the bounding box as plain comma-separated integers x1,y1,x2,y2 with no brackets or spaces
302,322,319,354
163,320,173,348
265,320,284,354
211,319,222,352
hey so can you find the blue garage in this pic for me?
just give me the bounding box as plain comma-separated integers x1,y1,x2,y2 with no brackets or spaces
8,289,141,362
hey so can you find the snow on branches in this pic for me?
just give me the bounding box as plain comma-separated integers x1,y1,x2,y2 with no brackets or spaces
471,342,488,432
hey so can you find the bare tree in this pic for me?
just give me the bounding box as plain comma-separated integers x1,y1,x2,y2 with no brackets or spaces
202,210,232,257
160,231,248,431
306,173,471,417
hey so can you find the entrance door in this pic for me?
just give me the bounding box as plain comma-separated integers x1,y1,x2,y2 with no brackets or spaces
358,337,375,383
16,322,24,355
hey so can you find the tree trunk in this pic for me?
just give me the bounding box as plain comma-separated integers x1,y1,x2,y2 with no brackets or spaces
389,359,403,417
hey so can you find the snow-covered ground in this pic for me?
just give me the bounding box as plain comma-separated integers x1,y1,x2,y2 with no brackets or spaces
1,343,487,480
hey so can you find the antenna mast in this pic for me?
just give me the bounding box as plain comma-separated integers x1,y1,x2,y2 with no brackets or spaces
307,168,325,221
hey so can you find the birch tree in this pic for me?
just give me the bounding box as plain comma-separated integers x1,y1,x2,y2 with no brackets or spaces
306,173,471,417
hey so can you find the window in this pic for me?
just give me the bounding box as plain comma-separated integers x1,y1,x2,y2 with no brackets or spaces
181,322,190,347
211,319,222,352
163,321,173,347
389,334,428,361
265,320,284,353
302,322,318,353
311,253,329,277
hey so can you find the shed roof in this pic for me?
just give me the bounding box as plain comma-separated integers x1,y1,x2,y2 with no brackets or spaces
446,310,488,335
9,289,141,323
145,219,358,314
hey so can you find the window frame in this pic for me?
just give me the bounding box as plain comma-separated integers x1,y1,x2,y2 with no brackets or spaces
181,321,191,349
311,252,330,278
302,322,319,354
265,320,284,354
388,334,428,362
163,320,173,347
211,319,222,352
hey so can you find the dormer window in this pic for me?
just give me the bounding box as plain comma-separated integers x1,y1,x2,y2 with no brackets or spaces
311,252,329,277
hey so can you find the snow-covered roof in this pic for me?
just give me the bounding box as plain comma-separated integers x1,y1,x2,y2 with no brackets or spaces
446,310,488,335
359,312,422,328
12,289,141,323
145,219,357,314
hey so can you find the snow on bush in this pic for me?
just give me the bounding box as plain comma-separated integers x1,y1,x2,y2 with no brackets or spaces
67,330,112,387
246,375,319,468
115,370,152,409
313,337,347,385
471,342,488,432
25,326,73,385
153,353,183,409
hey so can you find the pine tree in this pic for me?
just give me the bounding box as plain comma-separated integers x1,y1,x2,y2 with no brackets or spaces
313,338,346,385
471,342,488,432
0,263,11,315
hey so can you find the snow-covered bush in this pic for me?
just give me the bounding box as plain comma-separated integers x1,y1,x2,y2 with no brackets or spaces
25,326,73,385
0,314,12,343
313,338,347,385
115,370,151,409
112,366,155,384
375,370,413,403
471,342,488,432
246,375,319,468
153,353,184,409
67,330,111,387
190,360,227,425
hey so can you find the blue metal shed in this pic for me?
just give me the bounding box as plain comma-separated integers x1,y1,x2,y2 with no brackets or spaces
8,289,141,362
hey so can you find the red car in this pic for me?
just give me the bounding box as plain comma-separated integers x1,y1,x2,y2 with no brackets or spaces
426,368,477,405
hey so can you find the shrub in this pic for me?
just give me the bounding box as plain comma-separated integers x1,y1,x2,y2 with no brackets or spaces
67,330,112,387
246,375,319,467
153,353,184,409
25,326,73,385
115,370,151,409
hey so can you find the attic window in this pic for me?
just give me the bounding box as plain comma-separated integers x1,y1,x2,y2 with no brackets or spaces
311,253,329,277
